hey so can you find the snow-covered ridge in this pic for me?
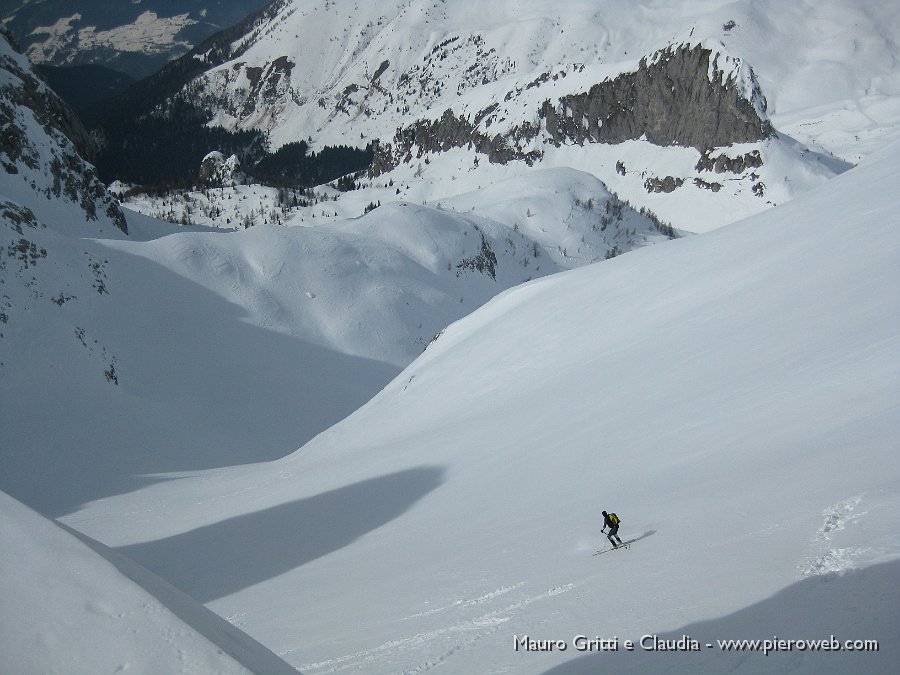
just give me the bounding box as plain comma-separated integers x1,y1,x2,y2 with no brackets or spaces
368,40,773,177
156,0,869,234
180,0,899,161
195,6,771,153
117,166,678,367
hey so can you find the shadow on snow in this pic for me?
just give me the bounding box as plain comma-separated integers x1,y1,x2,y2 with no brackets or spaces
545,558,900,674
623,529,657,546
116,466,446,603
0,234,401,516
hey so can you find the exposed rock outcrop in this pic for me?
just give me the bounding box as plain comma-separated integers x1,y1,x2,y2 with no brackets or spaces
693,177,723,192
644,176,685,193
371,109,541,176
539,44,772,150
199,151,246,187
371,42,772,176
0,30,127,233
695,148,764,173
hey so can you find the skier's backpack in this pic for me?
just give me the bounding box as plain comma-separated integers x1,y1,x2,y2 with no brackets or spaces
609,513,620,526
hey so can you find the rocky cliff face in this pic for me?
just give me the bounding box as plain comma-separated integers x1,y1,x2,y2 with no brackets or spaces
539,44,771,150
0,31,127,234
370,110,541,176
371,42,773,176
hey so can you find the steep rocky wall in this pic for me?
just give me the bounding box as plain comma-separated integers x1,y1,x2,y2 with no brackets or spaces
539,44,772,150
0,31,127,233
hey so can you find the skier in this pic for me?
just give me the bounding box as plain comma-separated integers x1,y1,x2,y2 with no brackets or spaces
601,510,624,548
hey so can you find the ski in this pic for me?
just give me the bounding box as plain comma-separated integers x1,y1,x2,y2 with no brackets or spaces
592,544,629,556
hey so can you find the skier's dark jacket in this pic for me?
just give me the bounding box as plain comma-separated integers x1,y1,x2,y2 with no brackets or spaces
604,513,620,529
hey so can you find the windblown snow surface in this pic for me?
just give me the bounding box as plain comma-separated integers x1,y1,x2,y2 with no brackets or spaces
56,140,900,673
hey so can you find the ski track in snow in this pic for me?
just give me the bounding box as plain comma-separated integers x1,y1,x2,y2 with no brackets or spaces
402,581,526,619
293,581,576,673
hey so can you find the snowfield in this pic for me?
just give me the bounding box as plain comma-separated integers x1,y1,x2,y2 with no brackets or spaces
58,140,900,673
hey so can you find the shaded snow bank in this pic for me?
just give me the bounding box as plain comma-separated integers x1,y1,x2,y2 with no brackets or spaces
547,558,900,674
0,491,296,674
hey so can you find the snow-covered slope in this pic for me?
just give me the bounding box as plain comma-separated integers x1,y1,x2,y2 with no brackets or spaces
112,168,676,367
3,164,675,515
0,491,297,674
63,137,900,672
195,0,899,161
0,26,676,517
151,0,900,232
